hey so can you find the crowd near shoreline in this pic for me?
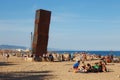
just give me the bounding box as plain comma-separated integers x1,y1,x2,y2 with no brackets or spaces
0,49,120,80
0,49,120,62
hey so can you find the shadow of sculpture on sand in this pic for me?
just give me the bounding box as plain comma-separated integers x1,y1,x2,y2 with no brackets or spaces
0,70,55,80
0,62,17,66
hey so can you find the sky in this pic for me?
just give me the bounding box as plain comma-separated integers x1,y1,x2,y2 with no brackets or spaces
0,0,120,50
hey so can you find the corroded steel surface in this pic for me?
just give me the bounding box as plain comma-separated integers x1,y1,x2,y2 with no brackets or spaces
32,9,51,57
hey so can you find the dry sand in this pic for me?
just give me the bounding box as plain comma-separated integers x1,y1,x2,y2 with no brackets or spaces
0,55,120,80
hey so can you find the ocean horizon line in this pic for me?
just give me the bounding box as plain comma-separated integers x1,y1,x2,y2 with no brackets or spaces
48,50,120,51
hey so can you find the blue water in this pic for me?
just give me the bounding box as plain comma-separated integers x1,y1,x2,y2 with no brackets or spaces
52,51,120,56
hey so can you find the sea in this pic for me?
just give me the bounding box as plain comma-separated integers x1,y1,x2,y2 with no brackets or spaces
51,51,120,56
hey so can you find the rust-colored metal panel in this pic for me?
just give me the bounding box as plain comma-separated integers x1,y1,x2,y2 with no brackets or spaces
32,9,51,57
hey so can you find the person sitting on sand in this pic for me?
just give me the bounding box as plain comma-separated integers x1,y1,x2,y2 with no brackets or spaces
92,62,100,72
98,61,107,72
79,61,87,72
100,56,107,65
85,63,92,72
43,53,47,61
48,54,54,61
73,60,80,72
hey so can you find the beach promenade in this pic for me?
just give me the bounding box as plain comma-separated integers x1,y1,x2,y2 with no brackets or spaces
0,55,120,80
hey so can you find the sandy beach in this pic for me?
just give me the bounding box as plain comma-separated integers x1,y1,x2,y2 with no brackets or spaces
0,55,120,80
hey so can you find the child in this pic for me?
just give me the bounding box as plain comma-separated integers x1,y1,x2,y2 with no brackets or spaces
73,60,80,73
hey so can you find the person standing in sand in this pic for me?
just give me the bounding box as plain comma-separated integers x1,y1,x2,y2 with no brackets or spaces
3,53,9,62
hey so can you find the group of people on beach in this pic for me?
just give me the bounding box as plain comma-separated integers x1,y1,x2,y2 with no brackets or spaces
43,53,54,61
71,60,107,73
